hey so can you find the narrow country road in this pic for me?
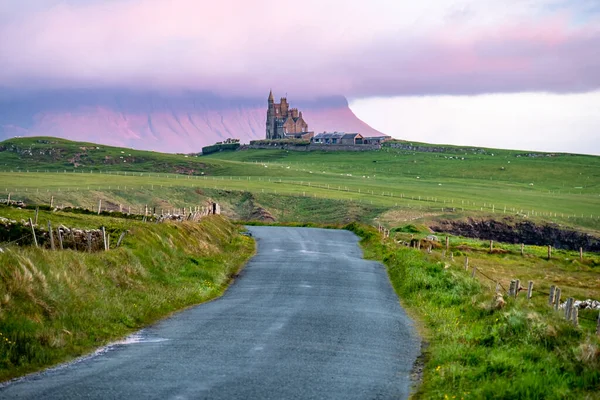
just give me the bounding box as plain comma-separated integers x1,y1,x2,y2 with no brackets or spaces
0,226,420,399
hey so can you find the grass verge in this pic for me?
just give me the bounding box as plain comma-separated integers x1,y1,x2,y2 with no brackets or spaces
0,215,254,382
345,223,600,399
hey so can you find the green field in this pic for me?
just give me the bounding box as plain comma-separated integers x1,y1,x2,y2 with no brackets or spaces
2,137,599,230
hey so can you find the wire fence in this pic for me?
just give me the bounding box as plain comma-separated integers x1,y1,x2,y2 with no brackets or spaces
382,227,600,332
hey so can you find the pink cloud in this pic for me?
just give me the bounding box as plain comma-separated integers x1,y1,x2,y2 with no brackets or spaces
0,0,598,98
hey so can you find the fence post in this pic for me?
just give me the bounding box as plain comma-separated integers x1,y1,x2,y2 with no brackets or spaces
572,307,579,327
521,243,524,256
596,312,600,336
509,280,516,297
87,231,92,253
547,245,552,260
28,218,38,247
98,199,102,215
464,256,469,271
34,207,39,225
515,279,521,297
490,240,493,252
527,281,534,300
48,221,55,250
445,236,449,251
116,231,127,247
50,195,54,208
580,247,583,262
548,285,556,306
57,228,63,250
471,267,477,278
565,298,573,320
102,227,108,251
554,287,561,310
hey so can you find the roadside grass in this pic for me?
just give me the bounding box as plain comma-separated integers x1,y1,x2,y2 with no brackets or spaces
0,214,254,381
347,223,600,399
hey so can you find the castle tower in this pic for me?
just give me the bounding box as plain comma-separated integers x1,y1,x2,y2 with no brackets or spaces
266,91,309,139
266,90,275,139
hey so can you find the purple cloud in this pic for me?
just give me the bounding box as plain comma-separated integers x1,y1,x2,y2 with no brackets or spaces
0,0,598,98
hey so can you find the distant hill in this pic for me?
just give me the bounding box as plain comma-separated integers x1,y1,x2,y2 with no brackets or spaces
0,89,384,153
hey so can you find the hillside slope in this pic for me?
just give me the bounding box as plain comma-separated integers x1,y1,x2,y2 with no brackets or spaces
0,90,384,153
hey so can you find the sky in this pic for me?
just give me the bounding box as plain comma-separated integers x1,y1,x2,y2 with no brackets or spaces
0,0,599,154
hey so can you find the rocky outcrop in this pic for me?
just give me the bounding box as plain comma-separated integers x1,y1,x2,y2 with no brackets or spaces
430,217,600,251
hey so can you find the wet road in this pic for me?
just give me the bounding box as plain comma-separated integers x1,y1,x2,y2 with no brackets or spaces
1,226,420,399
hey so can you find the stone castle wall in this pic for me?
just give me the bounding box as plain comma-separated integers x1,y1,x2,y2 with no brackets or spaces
247,143,381,152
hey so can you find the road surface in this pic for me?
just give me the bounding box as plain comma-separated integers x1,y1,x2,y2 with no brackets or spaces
1,226,420,399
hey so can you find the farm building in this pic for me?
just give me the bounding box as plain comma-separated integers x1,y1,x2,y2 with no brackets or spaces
363,135,392,145
312,132,364,145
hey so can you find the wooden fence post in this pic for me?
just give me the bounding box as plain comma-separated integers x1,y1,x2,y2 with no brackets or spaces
34,207,39,225
509,280,516,297
572,307,579,327
580,247,583,262
527,281,534,300
116,231,127,247
471,267,477,278
521,243,524,256
548,285,556,306
464,256,469,271
445,236,449,251
515,279,521,297
28,218,38,247
102,227,107,251
547,245,552,260
565,297,574,320
98,199,102,215
554,287,561,310
490,240,493,252
57,228,63,250
48,221,55,250
50,195,54,208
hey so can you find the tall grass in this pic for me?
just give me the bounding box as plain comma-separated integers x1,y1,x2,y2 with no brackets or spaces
346,223,600,399
0,215,254,381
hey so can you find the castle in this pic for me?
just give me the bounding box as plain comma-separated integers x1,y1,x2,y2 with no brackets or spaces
266,91,313,140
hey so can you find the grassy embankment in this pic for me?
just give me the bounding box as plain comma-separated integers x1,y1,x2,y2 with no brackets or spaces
0,209,254,382
347,223,600,399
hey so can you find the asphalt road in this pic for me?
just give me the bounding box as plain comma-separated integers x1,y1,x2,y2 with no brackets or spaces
0,226,420,400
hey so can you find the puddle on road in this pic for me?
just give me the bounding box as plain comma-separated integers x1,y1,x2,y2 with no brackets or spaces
117,332,170,345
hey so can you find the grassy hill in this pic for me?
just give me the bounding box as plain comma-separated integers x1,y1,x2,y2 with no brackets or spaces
1,136,598,230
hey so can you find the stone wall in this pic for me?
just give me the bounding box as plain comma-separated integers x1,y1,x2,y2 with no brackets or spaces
247,143,381,152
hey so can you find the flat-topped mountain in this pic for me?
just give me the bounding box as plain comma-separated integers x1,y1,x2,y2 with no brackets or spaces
0,89,383,153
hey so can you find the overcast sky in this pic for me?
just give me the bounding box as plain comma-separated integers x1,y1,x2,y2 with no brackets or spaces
1,0,599,154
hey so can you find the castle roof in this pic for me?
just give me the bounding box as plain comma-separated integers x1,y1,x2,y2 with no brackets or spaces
313,132,358,140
